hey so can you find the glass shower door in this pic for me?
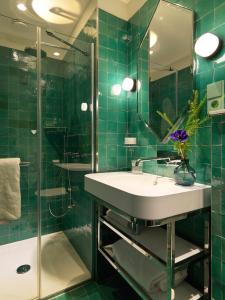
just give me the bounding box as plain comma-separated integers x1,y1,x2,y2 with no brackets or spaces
0,15,39,300
39,29,94,298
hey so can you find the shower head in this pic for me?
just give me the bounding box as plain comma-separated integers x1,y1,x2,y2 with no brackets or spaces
24,47,47,58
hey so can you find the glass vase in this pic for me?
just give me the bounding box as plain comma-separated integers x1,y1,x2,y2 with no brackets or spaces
174,159,196,186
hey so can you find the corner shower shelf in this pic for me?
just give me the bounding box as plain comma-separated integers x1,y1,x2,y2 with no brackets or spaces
36,187,67,198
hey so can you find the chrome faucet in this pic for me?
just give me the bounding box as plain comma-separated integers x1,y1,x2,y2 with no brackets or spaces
132,157,171,174
134,157,171,167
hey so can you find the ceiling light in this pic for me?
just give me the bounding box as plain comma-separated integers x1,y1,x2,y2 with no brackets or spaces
32,0,81,24
53,51,60,56
17,3,27,11
122,78,136,92
194,33,221,58
149,31,158,48
149,50,154,55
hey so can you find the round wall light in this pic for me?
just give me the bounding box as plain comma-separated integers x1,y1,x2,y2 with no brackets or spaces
149,31,158,49
81,102,88,111
17,3,27,11
122,77,136,92
194,33,221,58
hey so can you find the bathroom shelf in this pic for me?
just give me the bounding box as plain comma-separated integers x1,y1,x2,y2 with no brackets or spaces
100,244,203,300
97,205,210,300
100,216,207,269
208,108,225,115
36,187,67,198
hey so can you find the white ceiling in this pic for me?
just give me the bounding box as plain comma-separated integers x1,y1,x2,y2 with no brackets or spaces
98,0,147,21
0,0,96,59
0,0,148,61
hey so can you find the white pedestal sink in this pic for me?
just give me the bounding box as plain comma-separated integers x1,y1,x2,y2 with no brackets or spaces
85,172,211,220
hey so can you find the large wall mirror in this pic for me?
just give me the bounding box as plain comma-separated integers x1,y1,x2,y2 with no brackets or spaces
137,0,193,142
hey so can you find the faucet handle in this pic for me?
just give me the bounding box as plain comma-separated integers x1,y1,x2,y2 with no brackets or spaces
131,160,143,174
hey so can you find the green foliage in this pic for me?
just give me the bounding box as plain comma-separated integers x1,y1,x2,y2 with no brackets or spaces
157,90,209,158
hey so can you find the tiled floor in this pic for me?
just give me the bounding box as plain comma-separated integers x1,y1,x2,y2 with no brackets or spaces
51,277,140,300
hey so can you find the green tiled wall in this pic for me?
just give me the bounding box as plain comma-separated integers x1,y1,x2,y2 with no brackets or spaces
0,45,39,244
62,13,97,272
98,0,225,298
98,10,128,171
127,0,225,298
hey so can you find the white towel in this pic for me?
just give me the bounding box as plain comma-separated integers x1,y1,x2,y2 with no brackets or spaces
0,158,21,221
111,239,187,294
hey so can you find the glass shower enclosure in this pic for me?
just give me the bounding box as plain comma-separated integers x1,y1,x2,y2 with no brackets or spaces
0,4,96,299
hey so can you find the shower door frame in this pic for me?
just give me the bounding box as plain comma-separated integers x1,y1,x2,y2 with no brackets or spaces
35,27,97,300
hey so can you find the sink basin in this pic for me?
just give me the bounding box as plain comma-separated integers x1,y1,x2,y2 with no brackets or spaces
54,163,91,171
85,172,211,220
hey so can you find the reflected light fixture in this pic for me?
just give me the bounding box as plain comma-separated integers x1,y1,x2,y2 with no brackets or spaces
137,80,141,91
81,102,88,111
53,51,60,57
194,33,221,58
122,77,136,92
17,3,27,11
149,31,158,48
111,84,122,96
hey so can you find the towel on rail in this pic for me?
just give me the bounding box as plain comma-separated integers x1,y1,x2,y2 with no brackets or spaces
111,239,187,294
0,158,21,222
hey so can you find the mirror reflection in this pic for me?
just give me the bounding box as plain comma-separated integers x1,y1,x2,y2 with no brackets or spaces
137,0,193,142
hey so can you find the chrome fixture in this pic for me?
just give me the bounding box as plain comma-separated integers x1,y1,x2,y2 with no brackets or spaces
132,157,171,174
134,157,171,167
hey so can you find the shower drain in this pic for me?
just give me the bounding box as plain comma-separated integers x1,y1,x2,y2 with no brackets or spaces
16,264,31,274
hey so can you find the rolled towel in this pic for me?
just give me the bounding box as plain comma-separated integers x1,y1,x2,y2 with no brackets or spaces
157,269,188,292
111,239,187,294
0,158,21,222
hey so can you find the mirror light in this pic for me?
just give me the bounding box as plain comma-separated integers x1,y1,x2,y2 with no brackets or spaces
17,3,27,11
122,77,136,92
194,33,221,58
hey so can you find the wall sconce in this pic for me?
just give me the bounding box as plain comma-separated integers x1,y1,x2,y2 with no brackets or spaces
81,102,88,111
122,77,137,92
194,33,222,58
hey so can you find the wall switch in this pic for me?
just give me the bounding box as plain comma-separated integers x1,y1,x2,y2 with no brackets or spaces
207,80,224,114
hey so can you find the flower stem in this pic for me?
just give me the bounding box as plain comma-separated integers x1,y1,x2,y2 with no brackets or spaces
179,143,185,160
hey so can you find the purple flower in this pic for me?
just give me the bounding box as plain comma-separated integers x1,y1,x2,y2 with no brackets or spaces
170,130,188,142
